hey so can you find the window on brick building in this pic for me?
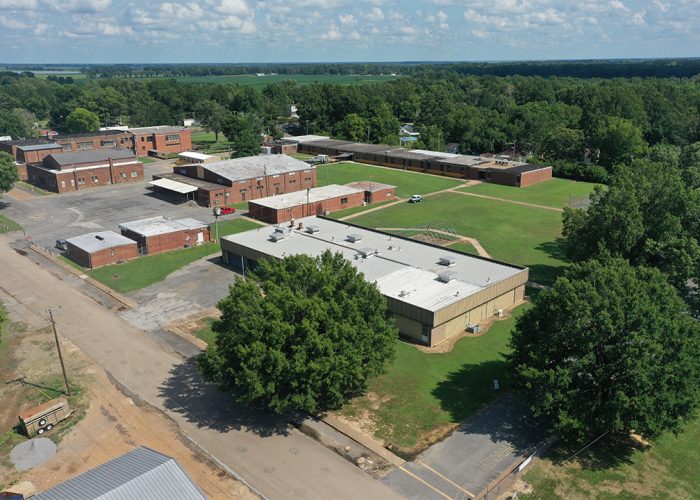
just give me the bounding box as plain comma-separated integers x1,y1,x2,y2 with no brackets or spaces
77,142,92,150
101,140,116,147
61,180,66,188
131,171,138,178
70,179,75,186
165,134,180,142
92,175,99,183
340,197,348,205
78,177,86,185
141,137,145,142
121,172,127,179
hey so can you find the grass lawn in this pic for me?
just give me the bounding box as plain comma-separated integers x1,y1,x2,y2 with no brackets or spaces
316,162,463,198
290,152,315,160
447,241,479,255
191,131,232,146
139,156,157,164
350,192,567,286
340,304,529,451
195,317,218,346
0,214,21,233
460,178,599,209
88,218,260,293
524,417,700,499
16,181,52,195
326,200,397,219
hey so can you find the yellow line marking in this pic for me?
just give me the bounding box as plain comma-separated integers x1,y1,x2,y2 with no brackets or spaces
416,460,475,498
398,465,453,500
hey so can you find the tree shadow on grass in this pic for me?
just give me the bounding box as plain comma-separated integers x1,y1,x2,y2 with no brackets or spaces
432,361,545,455
158,357,291,437
545,433,648,471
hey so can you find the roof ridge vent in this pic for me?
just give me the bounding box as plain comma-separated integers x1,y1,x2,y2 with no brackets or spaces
437,270,457,283
346,234,362,243
438,255,456,266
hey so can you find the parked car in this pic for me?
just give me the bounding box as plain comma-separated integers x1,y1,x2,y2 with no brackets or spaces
409,194,423,203
55,239,68,251
220,207,235,215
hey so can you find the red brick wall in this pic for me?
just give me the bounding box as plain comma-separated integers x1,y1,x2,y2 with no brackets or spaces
17,147,63,165
67,242,139,268
271,143,298,155
26,162,144,193
519,167,553,187
367,186,397,203
134,130,192,157
248,190,365,224
16,163,28,181
122,226,212,255
55,133,133,153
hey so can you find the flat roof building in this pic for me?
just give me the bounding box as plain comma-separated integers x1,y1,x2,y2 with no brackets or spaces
221,216,528,346
119,216,211,255
344,181,397,204
176,151,217,164
65,231,139,268
248,184,366,223
130,126,192,157
173,154,317,206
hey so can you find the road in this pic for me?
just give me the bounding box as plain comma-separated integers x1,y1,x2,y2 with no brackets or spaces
0,238,400,500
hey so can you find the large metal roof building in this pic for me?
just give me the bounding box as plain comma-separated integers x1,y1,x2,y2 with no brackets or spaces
221,216,528,346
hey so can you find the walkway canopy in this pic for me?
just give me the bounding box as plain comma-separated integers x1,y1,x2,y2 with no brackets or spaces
148,178,197,195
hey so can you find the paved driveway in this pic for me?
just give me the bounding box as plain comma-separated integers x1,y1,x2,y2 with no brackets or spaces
384,394,543,499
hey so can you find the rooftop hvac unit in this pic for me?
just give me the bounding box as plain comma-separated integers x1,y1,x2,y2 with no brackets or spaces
438,255,456,266
346,234,362,243
467,324,480,333
357,247,378,258
269,227,290,242
496,309,504,318
437,270,457,283
305,225,320,234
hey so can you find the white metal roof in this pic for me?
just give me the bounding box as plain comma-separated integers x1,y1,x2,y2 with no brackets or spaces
250,184,363,210
66,231,136,253
222,216,525,312
408,149,461,158
148,178,198,194
119,216,208,236
288,134,331,143
200,154,313,183
178,151,215,161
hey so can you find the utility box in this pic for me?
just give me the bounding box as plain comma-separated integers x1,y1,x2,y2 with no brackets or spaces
18,398,71,437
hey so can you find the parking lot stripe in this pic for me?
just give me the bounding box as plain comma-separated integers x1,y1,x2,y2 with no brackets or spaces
416,460,475,498
398,465,453,500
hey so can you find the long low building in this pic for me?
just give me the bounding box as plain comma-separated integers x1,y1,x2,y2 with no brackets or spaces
248,184,366,223
220,216,528,347
296,138,552,187
119,216,210,255
65,231,138,268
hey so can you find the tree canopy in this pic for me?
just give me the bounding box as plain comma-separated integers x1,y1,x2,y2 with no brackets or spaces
222,113,262,158
0,152,19,194
64,107,100,133
197,251,398,414
509,257,700,444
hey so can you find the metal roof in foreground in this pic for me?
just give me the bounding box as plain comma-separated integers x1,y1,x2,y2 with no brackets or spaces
35,446,205,500
222,216,526,313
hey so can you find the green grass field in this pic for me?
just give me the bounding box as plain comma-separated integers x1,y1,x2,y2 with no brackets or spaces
350,192,567,286
447,241,479,255
139,156,157,164
460,178,599,209
317,162,463,198
195,317,218,346
15,181,53,196
87,218,259,293
524,416,700,499
0,214,21,234
340,305,529,450
191,131,233,153
137,74,402,88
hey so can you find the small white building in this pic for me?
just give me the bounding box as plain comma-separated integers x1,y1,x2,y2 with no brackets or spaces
176,151,217,165
181,118,197,127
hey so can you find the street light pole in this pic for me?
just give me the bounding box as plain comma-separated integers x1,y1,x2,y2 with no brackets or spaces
47,308,71,396
213,204,221,243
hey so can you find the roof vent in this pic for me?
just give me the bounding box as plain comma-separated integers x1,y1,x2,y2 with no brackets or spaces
346,234,362,243
305,225,320,234
437,271,457,283
270,226,290,242
357,247,378,258
438,256,456,266
95,235,104,241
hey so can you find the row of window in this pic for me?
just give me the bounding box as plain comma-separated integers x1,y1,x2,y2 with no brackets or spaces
59,171,138,189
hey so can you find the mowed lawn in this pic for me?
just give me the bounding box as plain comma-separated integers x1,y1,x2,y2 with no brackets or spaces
524,416,700,499
350,192,567,286
340,305,529,450
460,178,599,209
316,162,463,198
87,218,260,293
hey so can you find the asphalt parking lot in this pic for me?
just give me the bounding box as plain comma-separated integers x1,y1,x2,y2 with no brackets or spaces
2,166,225,249
383,394,544,499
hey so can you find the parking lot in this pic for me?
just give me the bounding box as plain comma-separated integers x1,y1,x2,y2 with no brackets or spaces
2,165,229,249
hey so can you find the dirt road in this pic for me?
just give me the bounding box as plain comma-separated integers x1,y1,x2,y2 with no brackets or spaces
0,238,400,500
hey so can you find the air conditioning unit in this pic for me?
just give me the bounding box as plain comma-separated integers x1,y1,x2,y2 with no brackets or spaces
437,271,457,283
305,225,320,234
496,309,504,318
467,324,480,333
346,234,362,243
357,247,378,258
438,255,456,266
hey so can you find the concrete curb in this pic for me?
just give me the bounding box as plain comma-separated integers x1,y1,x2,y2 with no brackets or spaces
321,414,405,467
165,309,221,351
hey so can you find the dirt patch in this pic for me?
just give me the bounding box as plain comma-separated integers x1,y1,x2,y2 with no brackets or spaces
5,188,36,202
0,312,255,499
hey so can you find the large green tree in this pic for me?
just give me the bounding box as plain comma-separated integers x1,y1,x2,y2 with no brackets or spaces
509,257,700,444
591,115,648,168
64,107,100,133
195,100,231,142
334,113,367,142
0,152,19,194
197,251,397,413
222,114,261,158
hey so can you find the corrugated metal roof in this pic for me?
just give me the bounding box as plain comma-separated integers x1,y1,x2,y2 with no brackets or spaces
288,134,331,143
148,178,198,194
200,155,313,183
119,216,208,237
66,231,136,253
250,184,363,210
35,446,205,500
16,143,63,152
222,216,525,312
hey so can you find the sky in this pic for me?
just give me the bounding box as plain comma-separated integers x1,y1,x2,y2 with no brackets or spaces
1,0,699,64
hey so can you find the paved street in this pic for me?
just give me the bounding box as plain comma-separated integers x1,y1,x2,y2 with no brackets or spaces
383,395,543,499
0,238,400,500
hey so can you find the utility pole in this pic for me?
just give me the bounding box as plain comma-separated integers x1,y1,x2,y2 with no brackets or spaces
47,308,70,396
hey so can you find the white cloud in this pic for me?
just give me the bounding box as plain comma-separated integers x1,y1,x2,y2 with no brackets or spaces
320,22,342,40
0,0,38,10
52,0,111,13
349,30,361,40
215,0,251,16
34,23,49,35
339,13,356,25
364,6,384,21
0,17,28,29
609,0,629,12
653,0,668,12
160,2,204,20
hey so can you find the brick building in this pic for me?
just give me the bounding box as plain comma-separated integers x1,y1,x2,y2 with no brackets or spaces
65,231,139,268
345,181,397,204
130,126,192,157
119,216,211,255
266,139,299,155
248,184,366,223
170,154,317,206
52,130,134,153
0,139,64,179
25,148,144,194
